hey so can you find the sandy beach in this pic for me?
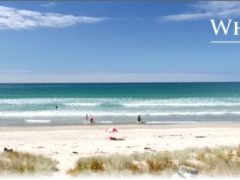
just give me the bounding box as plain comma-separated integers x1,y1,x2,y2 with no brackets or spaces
0,122,240,174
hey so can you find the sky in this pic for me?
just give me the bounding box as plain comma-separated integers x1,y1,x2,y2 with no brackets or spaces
0,1,240,82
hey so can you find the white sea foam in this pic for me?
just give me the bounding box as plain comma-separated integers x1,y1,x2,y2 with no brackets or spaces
1,97,240,108
24,119,51,123
122,102,240,107
0,98,63,105
122,98,240,107
1,97,240,122
64,103,99,106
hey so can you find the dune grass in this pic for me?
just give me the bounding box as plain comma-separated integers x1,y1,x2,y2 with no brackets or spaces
0,151,58,175
68,145,240,176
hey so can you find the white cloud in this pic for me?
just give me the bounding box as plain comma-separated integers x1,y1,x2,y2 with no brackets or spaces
160,2,240,22
0,6,106,30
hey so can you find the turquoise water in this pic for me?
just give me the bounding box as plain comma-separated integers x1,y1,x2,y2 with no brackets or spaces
1,83,240,126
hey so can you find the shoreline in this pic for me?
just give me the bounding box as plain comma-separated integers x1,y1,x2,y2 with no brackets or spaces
0,121,240,130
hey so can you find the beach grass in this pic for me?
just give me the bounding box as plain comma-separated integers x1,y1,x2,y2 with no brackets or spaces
0,151,58,175
68,145,240,176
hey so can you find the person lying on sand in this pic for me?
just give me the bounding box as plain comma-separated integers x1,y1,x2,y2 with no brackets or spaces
106,136,125,141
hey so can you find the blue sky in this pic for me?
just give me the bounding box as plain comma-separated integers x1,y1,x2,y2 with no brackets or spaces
0,1,240,82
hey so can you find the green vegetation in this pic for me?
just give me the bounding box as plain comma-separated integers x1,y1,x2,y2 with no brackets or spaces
68,145,240,176
0,151,58,175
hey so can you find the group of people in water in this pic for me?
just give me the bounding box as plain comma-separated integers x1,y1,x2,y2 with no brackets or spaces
85,113,95,124
55,105,144,124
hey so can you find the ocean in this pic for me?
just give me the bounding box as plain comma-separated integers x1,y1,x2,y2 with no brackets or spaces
0,82,240,126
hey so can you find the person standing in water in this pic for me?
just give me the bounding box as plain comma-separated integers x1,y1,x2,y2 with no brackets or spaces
89,114,94,124
137,115,142,124
86,114,94,124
